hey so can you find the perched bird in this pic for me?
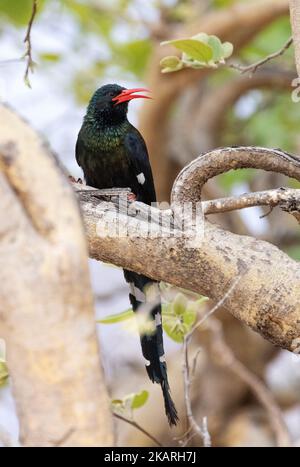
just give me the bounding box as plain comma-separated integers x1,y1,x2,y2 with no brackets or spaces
76,83,178,426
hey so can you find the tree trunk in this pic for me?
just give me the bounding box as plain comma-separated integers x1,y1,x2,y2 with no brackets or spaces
0,104,113,447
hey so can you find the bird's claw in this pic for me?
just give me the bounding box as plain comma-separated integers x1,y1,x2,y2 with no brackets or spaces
127,193,137,202
68,175,83,184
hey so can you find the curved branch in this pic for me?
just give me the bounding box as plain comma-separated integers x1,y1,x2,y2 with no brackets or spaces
78,146,300,353
171,146,300,204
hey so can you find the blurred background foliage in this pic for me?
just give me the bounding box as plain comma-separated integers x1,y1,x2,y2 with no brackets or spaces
1,0,300,447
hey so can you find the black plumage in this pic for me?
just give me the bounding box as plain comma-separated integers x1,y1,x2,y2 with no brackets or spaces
76,84,178,426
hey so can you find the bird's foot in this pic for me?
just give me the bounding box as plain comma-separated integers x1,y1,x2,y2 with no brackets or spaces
127,193,137,202
68,175,83,184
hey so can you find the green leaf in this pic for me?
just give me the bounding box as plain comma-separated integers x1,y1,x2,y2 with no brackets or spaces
0,340,8,388
0,0,45,26
111,399,123,406
0,361,8,388
162,294,197,343
111,390,149,415
128,390,149,409
191,32,209,43
161,38,213,63
172,293,188,316
222,41,234,59
39,53,61,63
207,35,224,62
163,304,196,343
97,308,134,324
162,293,208,343
160,56,183,73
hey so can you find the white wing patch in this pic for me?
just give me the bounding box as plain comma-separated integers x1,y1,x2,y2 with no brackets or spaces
137,172,145,185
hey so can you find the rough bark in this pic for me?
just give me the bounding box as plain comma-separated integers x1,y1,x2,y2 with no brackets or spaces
78,146,300,352
0,105,113,447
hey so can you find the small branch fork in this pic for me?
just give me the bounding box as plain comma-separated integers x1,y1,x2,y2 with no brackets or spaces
23,0,38,87
230,36,293,75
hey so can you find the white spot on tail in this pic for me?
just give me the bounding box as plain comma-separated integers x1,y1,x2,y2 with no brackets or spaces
145,359,151,366
129,283,146,302
159,355,166,363
137,172,145,185
155,313,162,326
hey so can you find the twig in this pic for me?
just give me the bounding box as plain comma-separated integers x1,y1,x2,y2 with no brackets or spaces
181,275,242,447
191,348,202,378
207,318,292,448
23,0,38,88
53,427,75,447
259,206,274,219
190,274,242,336
230,36,293,75
182,337,211,447
113,413,163,447
202,187,300,223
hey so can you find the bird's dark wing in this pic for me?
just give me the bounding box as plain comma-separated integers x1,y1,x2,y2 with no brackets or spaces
124,128,157,205
75,131,85,170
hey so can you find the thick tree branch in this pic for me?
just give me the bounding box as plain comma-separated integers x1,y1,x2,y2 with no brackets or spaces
77,146,300,353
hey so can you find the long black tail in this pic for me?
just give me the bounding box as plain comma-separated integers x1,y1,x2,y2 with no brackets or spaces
124,269,179,426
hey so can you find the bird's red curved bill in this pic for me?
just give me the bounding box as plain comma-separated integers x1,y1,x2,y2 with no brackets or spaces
112,88,152,105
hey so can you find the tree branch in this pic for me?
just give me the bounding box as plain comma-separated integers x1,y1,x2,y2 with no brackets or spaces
1,106,300,440
77,146,300,352
23,0,37,87
202,187,300,221
230,36,293,75
113,413,163,447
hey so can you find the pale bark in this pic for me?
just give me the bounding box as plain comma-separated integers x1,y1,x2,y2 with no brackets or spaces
289,0,300,78
78,146,300,352
0,105,113,447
